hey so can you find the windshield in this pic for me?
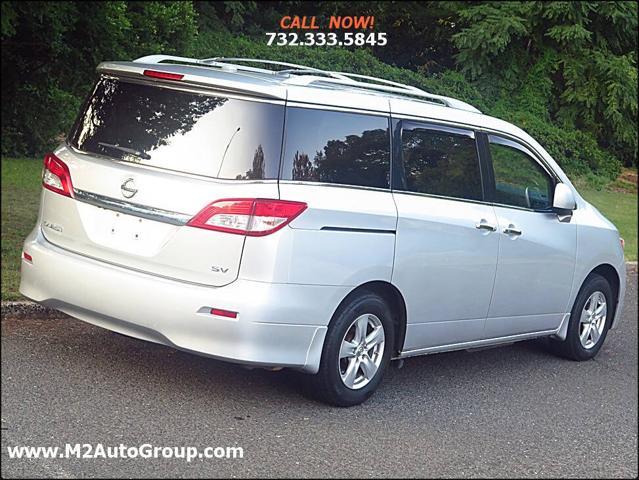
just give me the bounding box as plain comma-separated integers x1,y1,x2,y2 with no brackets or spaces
68,77,285,179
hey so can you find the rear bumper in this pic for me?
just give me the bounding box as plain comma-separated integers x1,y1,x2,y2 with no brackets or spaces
611,260,627,330
20,228,349,373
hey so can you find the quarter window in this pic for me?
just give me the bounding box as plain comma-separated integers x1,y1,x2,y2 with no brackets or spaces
281,108,391,189
488,135,553,210
399,124,483,201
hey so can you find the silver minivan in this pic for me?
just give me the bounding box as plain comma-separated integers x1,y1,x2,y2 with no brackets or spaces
20,56,626,406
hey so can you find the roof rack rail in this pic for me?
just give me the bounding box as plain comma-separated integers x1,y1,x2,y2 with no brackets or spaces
133,54,279,75
204,58,357,83
132,55,481,114
286,75,481,113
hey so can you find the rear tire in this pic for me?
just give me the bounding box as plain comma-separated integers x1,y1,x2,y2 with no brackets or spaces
309,291,394,407
548,273,613,361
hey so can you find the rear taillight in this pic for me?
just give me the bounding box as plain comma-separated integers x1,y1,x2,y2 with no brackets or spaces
43,152,74,198
187,199,307,237
143,69,184,81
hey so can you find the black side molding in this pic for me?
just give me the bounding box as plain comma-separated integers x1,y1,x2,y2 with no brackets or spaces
320,226,396,234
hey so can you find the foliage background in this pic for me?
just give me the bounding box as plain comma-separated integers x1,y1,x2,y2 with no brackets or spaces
1,1,637,186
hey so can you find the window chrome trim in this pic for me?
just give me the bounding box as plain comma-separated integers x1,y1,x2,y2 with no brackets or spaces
390,189,492,207
278,180,391,193
490,202,556,214
73,189,191,226
391,188,559,214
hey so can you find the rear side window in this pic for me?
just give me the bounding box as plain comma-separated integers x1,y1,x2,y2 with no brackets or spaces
69,77,284,179
399,124,483,201
280,108,391,189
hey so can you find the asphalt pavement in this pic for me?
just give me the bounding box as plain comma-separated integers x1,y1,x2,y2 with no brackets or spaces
2,272,637,478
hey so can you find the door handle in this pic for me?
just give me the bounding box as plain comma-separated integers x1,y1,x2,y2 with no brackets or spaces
475,219,497,232
503,224,522,235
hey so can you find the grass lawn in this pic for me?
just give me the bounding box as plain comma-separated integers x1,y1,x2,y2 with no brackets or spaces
0,157,637,300
1,158,42,300
580,188,637,262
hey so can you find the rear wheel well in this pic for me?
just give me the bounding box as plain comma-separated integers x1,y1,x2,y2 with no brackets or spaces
333,281,407,356
588,264,620,317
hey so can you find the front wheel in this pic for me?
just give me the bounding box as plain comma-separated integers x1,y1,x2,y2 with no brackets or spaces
310,292,395,407
548,273,613,361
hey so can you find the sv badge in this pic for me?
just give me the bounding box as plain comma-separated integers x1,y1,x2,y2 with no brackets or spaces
211,266,229,273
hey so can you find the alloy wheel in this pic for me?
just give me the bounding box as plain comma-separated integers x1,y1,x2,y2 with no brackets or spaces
339,314,385,389
579,291,607,349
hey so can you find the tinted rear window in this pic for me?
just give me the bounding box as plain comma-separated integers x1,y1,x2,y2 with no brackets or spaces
69,77,284,179
280,108,391,189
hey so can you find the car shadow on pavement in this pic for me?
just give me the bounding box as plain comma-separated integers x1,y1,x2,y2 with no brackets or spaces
60,321,566,407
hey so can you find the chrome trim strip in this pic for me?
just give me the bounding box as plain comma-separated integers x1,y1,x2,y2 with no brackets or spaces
278,180,391,193
391,189,492,207
73,189,191,226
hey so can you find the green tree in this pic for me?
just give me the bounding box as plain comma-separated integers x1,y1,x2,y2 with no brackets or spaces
1,1,197,156
451,1,637,167
1,1,636,181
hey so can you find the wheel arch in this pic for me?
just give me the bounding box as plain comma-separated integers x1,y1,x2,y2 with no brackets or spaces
331,280,408,356
585,263,621,323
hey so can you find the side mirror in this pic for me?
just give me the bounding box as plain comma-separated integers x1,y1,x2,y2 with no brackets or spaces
553,183,576,215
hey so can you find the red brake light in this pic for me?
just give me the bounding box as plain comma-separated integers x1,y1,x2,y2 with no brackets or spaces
43,153,74,198
187,199,307,237
143,69,184,81
22,252,33,262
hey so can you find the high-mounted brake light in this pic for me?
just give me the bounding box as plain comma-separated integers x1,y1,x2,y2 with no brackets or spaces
43,152,74,198
187,199,307,237
143,69,184,81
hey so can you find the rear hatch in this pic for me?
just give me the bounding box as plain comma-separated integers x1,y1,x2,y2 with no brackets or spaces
40,72,286,286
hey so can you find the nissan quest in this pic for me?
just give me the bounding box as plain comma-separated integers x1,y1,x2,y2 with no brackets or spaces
20,55,626,406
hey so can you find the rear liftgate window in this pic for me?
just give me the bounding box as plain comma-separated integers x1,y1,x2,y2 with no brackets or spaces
69,77,285,179
280,107,391,189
